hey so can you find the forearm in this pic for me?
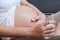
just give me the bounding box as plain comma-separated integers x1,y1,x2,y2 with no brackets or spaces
21,0,43,15
0,25,30,37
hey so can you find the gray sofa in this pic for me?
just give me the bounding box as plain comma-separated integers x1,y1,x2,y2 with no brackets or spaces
27,0,60,15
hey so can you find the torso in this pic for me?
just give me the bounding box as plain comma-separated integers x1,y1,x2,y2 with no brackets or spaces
15,5,38,27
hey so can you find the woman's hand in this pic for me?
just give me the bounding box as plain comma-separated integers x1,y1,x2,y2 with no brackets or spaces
29,20,56,37
30,13,56,37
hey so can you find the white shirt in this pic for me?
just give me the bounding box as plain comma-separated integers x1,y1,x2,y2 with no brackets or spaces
0,0,21,27
0,0,22,40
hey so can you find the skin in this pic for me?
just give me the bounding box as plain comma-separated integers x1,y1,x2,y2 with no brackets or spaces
0,0,56,38
54,22,60,36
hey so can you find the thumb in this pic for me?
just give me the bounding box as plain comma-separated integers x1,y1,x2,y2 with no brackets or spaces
40,20,56,26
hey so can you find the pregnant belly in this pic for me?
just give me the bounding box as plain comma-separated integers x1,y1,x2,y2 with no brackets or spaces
15,6,38,27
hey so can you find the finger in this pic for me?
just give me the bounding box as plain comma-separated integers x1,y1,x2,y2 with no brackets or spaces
43,33,55,37
44,28,56,34
46,33,55,37
45,24,56,30
48,20,56,24
40,20,56,26
40,21,50,26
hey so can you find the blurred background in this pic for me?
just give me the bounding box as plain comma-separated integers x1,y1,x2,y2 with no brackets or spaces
27,0,60,15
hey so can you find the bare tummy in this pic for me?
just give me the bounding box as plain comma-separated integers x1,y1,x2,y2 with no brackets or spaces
11,5,45,40
15,6,38,27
